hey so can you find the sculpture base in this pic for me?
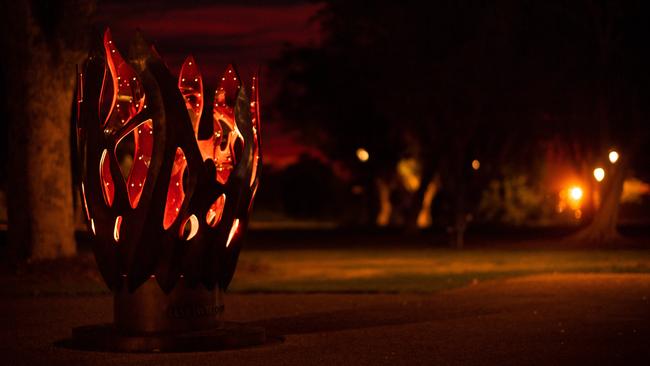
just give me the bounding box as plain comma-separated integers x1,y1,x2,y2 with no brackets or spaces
64,277,266,352
114,277,224,333
70,322,266,352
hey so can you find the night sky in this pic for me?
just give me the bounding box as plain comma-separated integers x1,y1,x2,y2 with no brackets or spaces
97,0,325,168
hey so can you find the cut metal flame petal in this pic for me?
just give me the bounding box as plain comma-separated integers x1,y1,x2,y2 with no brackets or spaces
81,183,91,221
99,149,115,207
178,56,203,136
101,30,146,129
163,148,188,229
211,65,244,185
249,73,261,187
114,119,153,208
76,31,262,292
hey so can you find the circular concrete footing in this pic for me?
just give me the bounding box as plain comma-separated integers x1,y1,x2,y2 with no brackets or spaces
69,322,267,352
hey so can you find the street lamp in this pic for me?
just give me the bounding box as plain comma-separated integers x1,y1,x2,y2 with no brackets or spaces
569,186,583,202
608,150,619,164
471,159,480,170
356,147,369,162
593,167,605,182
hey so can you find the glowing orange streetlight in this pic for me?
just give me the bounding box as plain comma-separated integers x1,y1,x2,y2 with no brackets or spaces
569,186,583,202
471,159,480,170
356,147,369,162
593,167,605,182
608,150,619,164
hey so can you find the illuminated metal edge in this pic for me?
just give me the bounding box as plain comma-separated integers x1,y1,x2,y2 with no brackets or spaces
76,31,259,294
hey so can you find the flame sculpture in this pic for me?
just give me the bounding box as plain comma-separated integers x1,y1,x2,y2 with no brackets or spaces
73,30,262,350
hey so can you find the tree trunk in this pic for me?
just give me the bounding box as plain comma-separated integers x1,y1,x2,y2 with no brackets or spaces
1,1,94,261
569,158,626,245
453,194,467,249
375,177,392,226
416,179,438,228
404,161,436,231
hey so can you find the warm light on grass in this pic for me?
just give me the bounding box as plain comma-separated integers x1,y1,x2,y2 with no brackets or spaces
230,249,650,293
593,167,605,182
4,249,650,296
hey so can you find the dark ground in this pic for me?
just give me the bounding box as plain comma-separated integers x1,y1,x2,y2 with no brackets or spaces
1,273,649,365
2,228,650,365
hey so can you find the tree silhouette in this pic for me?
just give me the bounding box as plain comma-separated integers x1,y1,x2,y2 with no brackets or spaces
272,0,650,246
1,0,95,261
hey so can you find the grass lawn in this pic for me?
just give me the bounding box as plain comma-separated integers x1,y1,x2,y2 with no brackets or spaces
231,248,650,292
3,247,650,296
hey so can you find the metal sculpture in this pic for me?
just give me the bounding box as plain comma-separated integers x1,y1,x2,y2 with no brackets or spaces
72,29,262,351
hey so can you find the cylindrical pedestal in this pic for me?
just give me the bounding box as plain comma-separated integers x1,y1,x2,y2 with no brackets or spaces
68,277,266,352
114,277,224,334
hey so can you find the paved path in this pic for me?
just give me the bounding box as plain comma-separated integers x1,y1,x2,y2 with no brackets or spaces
3,273,649,365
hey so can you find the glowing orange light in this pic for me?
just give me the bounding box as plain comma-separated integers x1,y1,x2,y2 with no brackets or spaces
113,216,122,242
76,31,262,293
593,167,605,182
569,186,583,202
356,148,369,162
471,159,480,170
163,148,188,229
608,150,619,164
180,215,199,241
206,194,226,227
226,219,240,247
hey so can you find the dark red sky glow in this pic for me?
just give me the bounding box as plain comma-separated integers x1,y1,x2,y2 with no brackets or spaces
97,1,325,168
98,2,323,76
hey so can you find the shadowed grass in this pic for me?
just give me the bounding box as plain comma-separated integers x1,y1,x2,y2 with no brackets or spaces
2,248,650,296
229,248,650,293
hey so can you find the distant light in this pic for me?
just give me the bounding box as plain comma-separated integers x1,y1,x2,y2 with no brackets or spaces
471,159,480,170
356,148,369,162
569,186,583,201
608,150,619,164
593,167,605,182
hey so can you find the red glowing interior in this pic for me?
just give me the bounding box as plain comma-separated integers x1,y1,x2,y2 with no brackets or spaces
213,65,244,185
100,30,146,128
98,30,151,210
93,43,259,238
162,148,188,229
117,120,154,208
178,56,203,136
206,194,226,227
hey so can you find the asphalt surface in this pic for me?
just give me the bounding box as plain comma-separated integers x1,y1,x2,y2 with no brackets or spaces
3,273,650,365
